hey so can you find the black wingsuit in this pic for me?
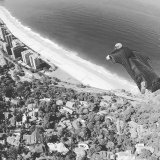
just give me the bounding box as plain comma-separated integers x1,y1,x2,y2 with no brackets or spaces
109,47,160,92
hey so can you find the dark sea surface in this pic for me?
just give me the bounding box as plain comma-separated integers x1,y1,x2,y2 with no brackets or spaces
0,0,160,82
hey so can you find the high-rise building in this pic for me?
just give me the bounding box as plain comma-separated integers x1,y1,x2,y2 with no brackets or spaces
29,54,41,69
0,27,7,41
21,49,33,66
11,46,26,59
5,34,13,48
2,42,7,53
2,43,12,55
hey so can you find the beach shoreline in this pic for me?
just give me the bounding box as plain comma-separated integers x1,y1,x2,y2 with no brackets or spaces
0,6,138,93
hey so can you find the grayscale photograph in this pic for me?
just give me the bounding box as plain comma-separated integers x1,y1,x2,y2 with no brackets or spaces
0,0,160,159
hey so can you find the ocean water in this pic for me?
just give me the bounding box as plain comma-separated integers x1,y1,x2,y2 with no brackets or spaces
0,0,160,83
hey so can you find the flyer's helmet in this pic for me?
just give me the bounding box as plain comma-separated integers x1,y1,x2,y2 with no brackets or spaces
115,43,122,49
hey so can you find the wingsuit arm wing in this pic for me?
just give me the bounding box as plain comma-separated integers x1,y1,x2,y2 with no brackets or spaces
108,50,123,64
133,51,153,69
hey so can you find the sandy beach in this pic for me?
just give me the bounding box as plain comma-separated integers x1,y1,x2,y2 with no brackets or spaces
0,6,138,93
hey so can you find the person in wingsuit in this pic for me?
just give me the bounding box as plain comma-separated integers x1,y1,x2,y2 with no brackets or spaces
106,43,160,94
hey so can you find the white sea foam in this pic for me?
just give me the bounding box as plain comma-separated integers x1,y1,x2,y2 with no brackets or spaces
0,6,139,93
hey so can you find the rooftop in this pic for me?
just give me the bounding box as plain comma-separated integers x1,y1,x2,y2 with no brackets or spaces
12,38,25,47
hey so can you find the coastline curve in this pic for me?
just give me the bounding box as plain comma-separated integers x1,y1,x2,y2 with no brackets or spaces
0,6,138,93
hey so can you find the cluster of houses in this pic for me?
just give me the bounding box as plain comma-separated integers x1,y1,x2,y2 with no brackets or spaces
0,95,156,160
0,98,92,159
0,20,49,70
